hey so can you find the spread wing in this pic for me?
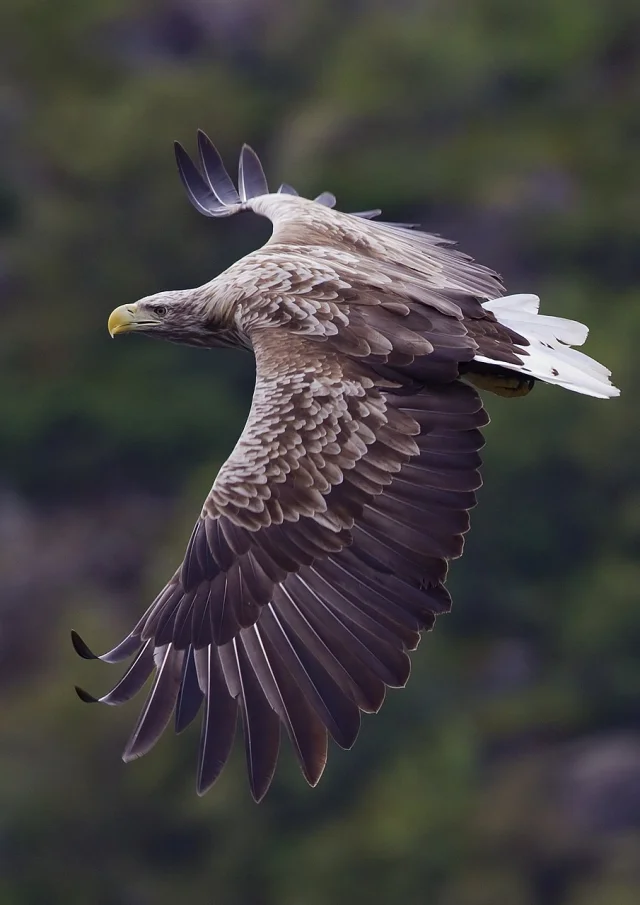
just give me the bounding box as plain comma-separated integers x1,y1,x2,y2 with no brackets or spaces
73,135,525,800
74,320,487,800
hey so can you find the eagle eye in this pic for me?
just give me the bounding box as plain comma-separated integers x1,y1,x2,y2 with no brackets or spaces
153,305,168,317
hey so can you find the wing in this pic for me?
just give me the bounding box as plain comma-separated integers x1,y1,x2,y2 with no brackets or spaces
74,320,488,800
174,132,505,301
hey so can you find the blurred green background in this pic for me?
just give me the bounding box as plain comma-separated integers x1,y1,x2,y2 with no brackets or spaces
1,1,639,903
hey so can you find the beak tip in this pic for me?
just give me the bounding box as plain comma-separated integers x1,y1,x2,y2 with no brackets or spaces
108,305,135,338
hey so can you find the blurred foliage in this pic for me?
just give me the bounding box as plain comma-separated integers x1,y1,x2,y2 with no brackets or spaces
1,0,639,903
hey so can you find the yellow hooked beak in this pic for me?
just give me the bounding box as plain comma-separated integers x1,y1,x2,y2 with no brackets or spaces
108,304,138,337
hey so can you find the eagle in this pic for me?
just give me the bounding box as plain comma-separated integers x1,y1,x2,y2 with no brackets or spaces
73,133,619,801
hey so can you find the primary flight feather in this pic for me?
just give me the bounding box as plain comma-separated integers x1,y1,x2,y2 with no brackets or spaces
75,133,619,801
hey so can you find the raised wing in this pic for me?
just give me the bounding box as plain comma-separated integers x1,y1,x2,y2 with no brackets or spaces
174,131,504,304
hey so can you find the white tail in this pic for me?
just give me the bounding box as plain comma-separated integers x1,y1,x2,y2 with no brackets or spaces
476,294,619,399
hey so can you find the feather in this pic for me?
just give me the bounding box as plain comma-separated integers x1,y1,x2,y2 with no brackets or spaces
192,584,213,649
71,628,142,664
350,209,382,219
197,131,241,205
174,586,208,649
123,646,184,761
175,646,204,732
238,144,269,202
174,141,228,217
314,191,336,207
210,572,242,646
194,646,238,795
181,519,218,590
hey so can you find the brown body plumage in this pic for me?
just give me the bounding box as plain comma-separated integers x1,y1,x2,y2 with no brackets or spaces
77,135,618,801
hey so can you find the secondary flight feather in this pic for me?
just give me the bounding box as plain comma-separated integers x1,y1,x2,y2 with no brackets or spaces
75,132,619,801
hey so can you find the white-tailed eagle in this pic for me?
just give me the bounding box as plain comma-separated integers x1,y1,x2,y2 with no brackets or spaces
74,134,619,801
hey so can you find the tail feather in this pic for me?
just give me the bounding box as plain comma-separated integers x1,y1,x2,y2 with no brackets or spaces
484,293,540,316
476,294,619,399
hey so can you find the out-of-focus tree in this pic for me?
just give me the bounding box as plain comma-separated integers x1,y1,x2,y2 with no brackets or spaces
1,1,639,903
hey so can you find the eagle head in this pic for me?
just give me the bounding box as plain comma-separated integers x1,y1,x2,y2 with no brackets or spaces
108,289,232,347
